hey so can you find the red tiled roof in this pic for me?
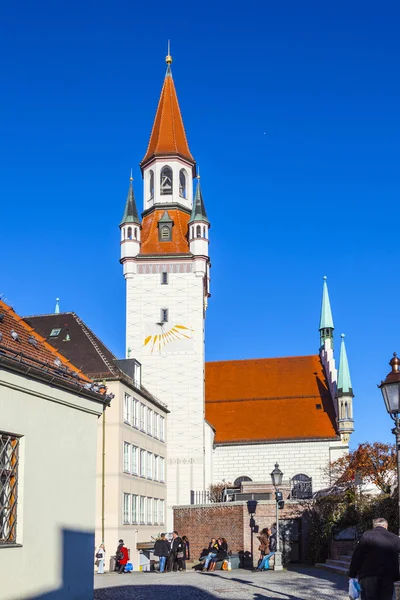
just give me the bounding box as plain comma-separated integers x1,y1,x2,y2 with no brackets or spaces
205,355,338,444
141,71,195,168
140,208,191,256
0,299,92,386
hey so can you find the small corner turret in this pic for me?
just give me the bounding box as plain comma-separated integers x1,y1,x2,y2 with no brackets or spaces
120,173,141,276
189,175,209,268
336,333,354,444
318,276,337,403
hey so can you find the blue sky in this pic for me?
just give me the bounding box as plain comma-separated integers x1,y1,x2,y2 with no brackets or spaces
1,1,399,448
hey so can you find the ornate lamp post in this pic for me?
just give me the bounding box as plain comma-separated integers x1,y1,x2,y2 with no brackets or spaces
270,463,284,571
378,352,400,535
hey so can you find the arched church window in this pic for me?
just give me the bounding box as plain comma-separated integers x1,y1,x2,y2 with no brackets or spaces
179,169,186,198
134,228,137,240
149,170,154,199
160,166,173,195
123,228,126,240
203,226,206,238
291,474,312,500
233,476,252,488
345,402,348,419
196,225,201,238
127,227,132,239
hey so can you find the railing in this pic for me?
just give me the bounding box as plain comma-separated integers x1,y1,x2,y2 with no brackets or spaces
190,490,212,505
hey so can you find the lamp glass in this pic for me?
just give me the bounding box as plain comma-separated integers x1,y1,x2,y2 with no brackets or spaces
271,463,283,487
381,381,400,414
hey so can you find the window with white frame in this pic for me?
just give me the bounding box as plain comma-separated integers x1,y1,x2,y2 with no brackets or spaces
153,413,159,438
123,442,131,473
123,493,130,524
154,455,159,481
159,457,165,482
140,449,146,477
160,416,165,441
0,432,20,545
131,445,138,475
147,497,153,524
131,494,138,524
133,399,139,428
147,409,152,435
133,361,141,387
147,451,153,479
140,403,146,431
153,498,159,524
139,496,145,524
159,499,165,525
124,394,132,424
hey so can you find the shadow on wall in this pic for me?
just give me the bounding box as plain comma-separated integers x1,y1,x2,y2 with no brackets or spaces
26,529,95,600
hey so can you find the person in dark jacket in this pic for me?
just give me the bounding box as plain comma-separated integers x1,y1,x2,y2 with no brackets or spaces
171,531,185,572
210,537,228,571
349,517,400,600
154,533,170,573
182,536,190,571
115,539,124,572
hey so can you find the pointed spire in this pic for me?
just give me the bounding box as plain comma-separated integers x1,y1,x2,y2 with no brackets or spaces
337,334,353,396
55,298,60,314
319,276,334,349
190,175,209,223
140,52,195,173
120,173,140,225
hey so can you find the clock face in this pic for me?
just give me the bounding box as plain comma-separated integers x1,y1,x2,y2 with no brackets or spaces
143,324,194,355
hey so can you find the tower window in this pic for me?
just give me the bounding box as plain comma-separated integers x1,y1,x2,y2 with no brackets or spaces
196,225,201,238
161,272,168,285
161,308,169,323
134,228,137,240
179,169,186,198
127,227,132,239
149,170,154,199
161,226,171,240
160,167,173,195
203,226,206,237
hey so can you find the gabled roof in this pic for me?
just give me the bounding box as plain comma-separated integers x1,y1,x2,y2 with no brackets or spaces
140,64,195,170
205,355,338,444
0,300,107,402
24,312,118,378
140,208,191,256
120,178,140,226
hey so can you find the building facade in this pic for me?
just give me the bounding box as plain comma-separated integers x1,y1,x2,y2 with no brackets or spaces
120,52,212,525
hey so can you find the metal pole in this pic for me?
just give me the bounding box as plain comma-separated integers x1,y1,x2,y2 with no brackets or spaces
396,415,400,537
250,519,254,569
273,490,283,570
102,408,106,543
276,496,280,553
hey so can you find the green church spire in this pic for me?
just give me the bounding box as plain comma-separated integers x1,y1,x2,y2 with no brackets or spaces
120,172,140,226
319,276,334,348
189,176,209,224
337,333,353,396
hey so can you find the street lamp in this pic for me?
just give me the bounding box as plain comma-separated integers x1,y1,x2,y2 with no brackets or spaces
247,500,258,569
378,352,400,535
270,463,284,571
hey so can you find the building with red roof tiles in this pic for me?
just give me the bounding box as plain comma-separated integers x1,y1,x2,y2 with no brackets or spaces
0,299,108,599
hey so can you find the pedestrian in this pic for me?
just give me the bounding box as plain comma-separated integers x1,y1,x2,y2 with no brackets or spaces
349,517,400,600
171,531,185,572
116,540,129,574
154,533,170,573
209,537,228,571
95,543,106,574
201,537,219,571
255,528,275,571
182,536,190,571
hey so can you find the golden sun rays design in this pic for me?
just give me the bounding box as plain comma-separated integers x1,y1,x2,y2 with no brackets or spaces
143,325,194,354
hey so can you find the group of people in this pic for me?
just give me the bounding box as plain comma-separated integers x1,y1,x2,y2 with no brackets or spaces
153,531,190,572
200,537,229,571
95,539,130,574
254,527,277,572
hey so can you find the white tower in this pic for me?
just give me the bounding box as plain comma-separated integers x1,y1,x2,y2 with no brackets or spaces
120,52,211,527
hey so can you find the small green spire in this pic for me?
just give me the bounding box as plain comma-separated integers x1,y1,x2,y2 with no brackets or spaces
120,173,140,226
319,276,334,348
337,333,353,396
189,176,209,224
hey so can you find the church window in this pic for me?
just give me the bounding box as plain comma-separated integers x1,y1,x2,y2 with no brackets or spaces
233,475,252,488
196,225,201,238
0,432,20,544
344,402,349,419
127,227,132,239
291,474,312,500
160,166,173,195
134,228,137,240
161,308,168,323
179,169,186,198
203,226,206,238
161,272,168,285
149,170,154,199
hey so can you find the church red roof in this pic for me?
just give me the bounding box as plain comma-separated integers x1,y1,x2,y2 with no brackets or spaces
205,355,338,444
141,69,195,169
140,208,191,256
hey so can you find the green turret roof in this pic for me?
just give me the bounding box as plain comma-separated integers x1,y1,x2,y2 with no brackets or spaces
120,177,140,226
319,276,334,330
189,178,209,224
337,334,353,396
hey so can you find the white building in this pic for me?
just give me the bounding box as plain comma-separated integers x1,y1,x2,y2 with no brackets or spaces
0,300,107,600
25,311,169,569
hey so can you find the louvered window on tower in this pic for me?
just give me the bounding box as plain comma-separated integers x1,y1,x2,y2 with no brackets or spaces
160,166,173,195
161,272,168,285
161,226,170,240
0,433,20,545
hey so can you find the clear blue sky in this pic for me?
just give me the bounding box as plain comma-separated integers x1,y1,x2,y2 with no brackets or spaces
1,1,399,448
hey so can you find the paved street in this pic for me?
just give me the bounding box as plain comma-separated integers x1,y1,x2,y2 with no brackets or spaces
94,567,348,599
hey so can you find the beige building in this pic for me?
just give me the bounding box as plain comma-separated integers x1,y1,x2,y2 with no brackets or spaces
25,311,169,571
0,300,107,600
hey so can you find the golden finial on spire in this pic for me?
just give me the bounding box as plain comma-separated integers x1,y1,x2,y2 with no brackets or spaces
130,168,133,182
166,39,172,65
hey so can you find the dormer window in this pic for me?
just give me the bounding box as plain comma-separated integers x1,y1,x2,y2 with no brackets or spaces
160,166,173,195
179,169,186,198
158,211,173,241
161,226,170,240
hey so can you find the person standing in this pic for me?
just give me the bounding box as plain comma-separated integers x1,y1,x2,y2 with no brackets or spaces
182,536,190,571
95,543,106,574
255,528,275,571
154,533,170,573
171,531,185,572
116,540,129,574
349,517,400,600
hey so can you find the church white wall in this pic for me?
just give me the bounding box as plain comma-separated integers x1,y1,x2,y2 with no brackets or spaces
212,439,348,492
126,264,206,529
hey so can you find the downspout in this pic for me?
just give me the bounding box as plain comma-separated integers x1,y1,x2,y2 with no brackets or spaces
102,408,106,542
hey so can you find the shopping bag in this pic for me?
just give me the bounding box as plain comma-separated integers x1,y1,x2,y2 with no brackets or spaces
348,578,361,599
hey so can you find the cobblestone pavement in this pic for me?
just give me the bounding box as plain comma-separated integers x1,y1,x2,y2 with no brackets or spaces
94,567,348,600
